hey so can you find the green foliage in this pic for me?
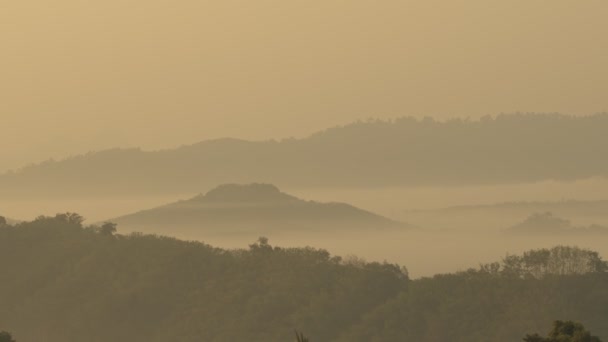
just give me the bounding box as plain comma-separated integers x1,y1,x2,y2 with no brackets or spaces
484,246,608,278
54,212,85,226
0,216,406,342
524,320,602,342
2,215,608,341
0,331,15,342
335,253,608,342
98,222,118,236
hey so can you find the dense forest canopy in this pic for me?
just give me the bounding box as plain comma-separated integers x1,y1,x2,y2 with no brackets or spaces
2,113,608,198
0,331,16,342
0,214,407,342
524,321,603,342
1,214,607,341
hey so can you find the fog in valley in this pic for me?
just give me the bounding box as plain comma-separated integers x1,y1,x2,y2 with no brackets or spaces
2,1,608,341
4,177,608,277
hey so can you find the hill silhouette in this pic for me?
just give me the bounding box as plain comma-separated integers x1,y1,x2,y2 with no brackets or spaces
2,113,608,198
2,216,608,341
420,199,608,216
197,183,299,203
109,183,406,237
404,199,608,232
505,212,608,235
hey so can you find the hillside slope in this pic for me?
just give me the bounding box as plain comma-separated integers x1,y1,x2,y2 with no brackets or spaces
1,217,607,341
3,113,608,198
109,183,406,237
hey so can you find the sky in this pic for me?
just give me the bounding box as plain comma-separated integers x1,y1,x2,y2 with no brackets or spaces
1,0,607,172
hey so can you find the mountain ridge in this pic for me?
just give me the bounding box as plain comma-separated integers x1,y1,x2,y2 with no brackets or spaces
504,212,608,235
3,113,608,198
108,183,408,237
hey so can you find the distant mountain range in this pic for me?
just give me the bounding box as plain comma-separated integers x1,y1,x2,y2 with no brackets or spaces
505,212,608,235
403,199,608,232
2,113,608,198
108,183,407,237
413,199,608,220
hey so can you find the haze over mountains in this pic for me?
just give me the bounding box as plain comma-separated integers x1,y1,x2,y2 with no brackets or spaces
2,114,607,277
2,113,608,198
3,1,608,340
419,199,608,218
108,183,406,239
404,199,608,232
505,212,608,235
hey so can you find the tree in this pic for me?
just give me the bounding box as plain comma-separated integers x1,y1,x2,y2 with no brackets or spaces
0,331,16,342
524,321,602,342
55,212,85,226
99,222,117,236
249,236,272,251
495,246,608,278
0,216,7,226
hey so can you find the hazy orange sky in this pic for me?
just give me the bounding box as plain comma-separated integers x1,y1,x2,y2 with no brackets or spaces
1,0,607,171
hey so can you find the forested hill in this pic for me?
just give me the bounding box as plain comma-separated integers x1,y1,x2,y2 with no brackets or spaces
0,215,407,342
0,216,19,225
1,215,608,341
2,113,608,198
109,183,406,237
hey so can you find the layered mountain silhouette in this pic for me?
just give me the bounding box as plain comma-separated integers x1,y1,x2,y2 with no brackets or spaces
505,212,608,235
3,113,608,198
108,183,407,237
417,199,608,217
402,199,608,232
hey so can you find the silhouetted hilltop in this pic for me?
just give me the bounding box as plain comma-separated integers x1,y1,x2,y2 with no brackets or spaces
505,212,608,235
2,113,608,198
109,183,406,237
403,199,608,232
194,183,298,203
